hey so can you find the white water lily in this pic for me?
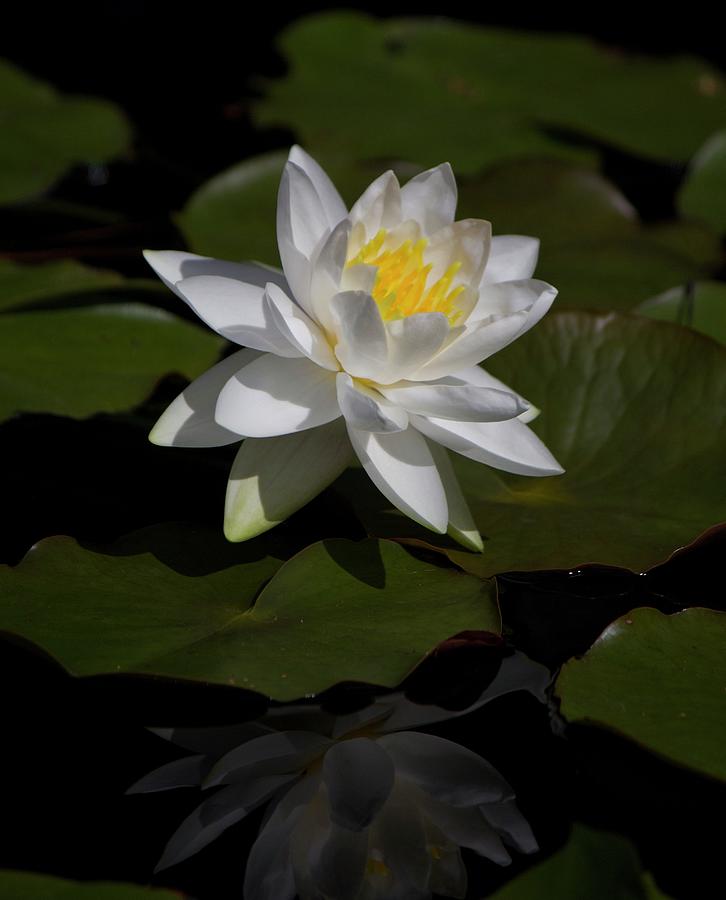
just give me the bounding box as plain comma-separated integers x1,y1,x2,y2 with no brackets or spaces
129,653,548,899
145,147,563,549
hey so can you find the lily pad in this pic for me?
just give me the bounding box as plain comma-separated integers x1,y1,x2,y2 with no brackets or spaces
341,312,726,578
637,281,726,346
0,537,498,700
0,869,185,898
457,160,721,310
677,130,726,234
490,824,672,899
0,302,225,423
556,607,726,783
256,13,726,172
0,59,130,205
0,259,124,312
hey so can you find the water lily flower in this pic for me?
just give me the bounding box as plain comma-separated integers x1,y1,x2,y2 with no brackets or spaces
145,148,563,549
128,653,548,899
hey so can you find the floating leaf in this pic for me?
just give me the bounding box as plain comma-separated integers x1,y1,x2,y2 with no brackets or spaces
340,312,726,578
0,302,224,423
637,281,726,346
490,824,673,899
0,259,124,312
0,536,498,700
0,869,185,898
0,58,130,204
256,13,726,172
556,608,726,783
677,130,726,234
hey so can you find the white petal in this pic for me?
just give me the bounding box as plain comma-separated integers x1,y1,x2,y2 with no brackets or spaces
264,282,339,370
143,249,288,298
310,218,351,332
426,441,483,552
380,379,527,423
349,170,402,236
206,731,332,787
377,732,512,806
149,349,259,447
288,145,348,228
412,415,564,477
174,275,300,356
481,799,539,854
482,235,540,284
224,419,353,542
411,312,530,381
154,774,297,872
400,163,457,235
451,365,539,423
426,219,491,288
336,374,408,433
347,425,448,533
469,279,557,340
422,797,512,866
215,354,340,438
329,291,389,381
383,312,450,383
322,738,395,830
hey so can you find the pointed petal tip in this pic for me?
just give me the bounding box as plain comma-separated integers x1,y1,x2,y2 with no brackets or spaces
450,527,484,553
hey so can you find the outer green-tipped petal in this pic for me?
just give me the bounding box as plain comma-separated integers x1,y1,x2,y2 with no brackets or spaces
224,419,353,542
427,441,483,552
149,348,259,447
346,425,448,534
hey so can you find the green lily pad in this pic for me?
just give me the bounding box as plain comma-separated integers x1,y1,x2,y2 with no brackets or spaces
637,281,726,346
556,608,726,783
341,312,726,578
0,259,125,312
0,869,185,898
457,160,721,310
0,59,130,205
677,130,726,234
490,825,672,899
256,13,726,172
0,536,498,700
0,302,225,423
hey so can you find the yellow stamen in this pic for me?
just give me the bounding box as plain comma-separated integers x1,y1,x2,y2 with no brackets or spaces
366,857,391,877
347,228,466,325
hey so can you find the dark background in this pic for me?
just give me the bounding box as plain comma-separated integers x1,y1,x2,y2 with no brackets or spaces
1,6,724,898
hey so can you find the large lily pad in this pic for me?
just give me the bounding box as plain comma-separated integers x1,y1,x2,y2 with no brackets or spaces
0,869,184,898
556,607,726,782
0,259,125,312
677,130,726,234
0,536,498,700
457,160,720,310
0,302,224,423
340,312,726,578
0,59,130,205
637,281,726,346
490,825,672,899
256,13,726,172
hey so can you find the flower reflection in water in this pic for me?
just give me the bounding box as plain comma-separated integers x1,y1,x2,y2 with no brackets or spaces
129,653,549,899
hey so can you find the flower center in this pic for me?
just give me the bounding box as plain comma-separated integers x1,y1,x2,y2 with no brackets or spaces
347,228,466,325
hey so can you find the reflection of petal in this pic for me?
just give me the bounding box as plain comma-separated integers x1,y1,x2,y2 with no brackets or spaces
323,738,395,831
206,731,332,787
155,773,298,872
481,799,539,855
127,754,207,794
378,732,513,806
421,794,512,866
215,354,340,438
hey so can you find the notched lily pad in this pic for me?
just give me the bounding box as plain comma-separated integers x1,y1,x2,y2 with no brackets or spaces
637,281,726,347
0,869,186,898
0,535,499,701
556,607,726,783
